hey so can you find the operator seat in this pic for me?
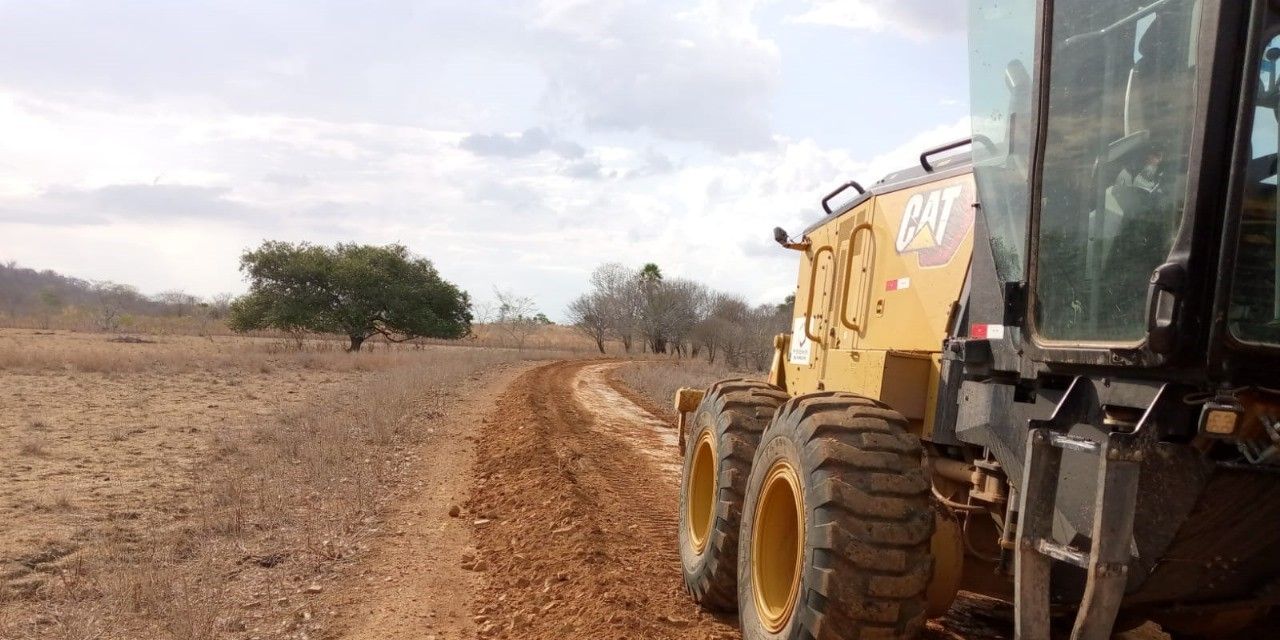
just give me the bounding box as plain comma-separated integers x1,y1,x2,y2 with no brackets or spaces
1092,16,1187,332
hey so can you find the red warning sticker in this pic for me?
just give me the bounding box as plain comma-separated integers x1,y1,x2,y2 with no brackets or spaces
885,277,911,291
971,324,1006,340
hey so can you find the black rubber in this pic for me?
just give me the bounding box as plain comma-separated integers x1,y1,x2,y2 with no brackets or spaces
679,379,790,612
738,391,935,640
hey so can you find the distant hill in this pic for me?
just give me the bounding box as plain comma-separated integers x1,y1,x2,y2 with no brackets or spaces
0,260,226,324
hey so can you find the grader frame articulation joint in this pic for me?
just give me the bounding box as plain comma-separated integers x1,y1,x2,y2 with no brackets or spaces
675,1,1280,638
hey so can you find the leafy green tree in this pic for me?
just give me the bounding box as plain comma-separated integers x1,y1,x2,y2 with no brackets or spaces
639,263,663,283
228,241,471,351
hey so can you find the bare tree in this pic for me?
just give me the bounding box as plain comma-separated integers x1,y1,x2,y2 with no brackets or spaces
193,302,217,337
37,287,62,330
566,292,611,354
694,293,749,364
471,300,499,327
208,292,236,319
493,289,540,351
156,290,198,317
570,262,787,371
590,263,641,353
92,282,136,332
635,269,703,356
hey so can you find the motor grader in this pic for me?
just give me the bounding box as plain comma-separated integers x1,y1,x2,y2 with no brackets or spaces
674,1,1280,638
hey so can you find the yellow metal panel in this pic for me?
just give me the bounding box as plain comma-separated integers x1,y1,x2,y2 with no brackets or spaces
781,171,975,434
859,174,976,353
821,349,886,400
923,354,943,438
784,221,840,396
880,351,933,421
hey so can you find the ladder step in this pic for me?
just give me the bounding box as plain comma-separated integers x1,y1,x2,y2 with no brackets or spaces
1034,538,1090,568
1048,432,1102,454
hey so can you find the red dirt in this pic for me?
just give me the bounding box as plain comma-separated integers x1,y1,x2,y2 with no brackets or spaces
335,359,1187,639
464,359,736,639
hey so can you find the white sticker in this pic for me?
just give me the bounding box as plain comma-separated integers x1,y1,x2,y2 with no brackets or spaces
789,317,812,365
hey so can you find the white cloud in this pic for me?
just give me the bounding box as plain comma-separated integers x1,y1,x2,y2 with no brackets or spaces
0,1,969,320
533,0,780,152
0,88,867,315
459,128,586,159
789,0,966,41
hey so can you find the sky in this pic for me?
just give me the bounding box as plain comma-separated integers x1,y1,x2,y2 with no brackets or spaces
0,0,970,320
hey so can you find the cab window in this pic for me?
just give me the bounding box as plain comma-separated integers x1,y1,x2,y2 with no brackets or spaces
1033,0,1201,343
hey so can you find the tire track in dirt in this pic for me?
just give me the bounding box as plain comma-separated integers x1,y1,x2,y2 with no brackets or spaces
331,361,537,640
465,359,736,639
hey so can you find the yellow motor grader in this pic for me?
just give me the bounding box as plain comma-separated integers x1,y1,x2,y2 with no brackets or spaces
674,1,1280,638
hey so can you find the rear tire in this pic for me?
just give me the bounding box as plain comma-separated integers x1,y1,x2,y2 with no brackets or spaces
739,392,934,640
679,379,789,612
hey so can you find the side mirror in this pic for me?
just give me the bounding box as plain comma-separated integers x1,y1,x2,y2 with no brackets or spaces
773,227,809,251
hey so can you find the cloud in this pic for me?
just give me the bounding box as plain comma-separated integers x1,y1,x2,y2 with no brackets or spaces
562,158,609,180
459,127,585,159
789,0,966,41
0,183,257,226
532,0,780,152
262,172,312,188
626,148,677,178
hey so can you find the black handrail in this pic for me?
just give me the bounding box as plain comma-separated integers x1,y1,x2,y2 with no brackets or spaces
821,181,866,214
920,137,974,172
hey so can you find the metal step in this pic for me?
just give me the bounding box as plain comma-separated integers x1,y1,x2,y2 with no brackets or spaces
1014,427,1142,640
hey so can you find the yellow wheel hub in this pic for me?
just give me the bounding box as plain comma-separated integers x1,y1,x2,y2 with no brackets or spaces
752,459,805,633
687,430,717,554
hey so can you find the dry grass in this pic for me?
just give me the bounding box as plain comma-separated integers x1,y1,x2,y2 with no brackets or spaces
0,330,566,639
4,313,612,353
16,437,49,458
0,324,605,376
613,358,758,417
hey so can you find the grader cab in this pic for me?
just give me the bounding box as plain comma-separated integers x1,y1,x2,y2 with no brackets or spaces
675,1,1280,638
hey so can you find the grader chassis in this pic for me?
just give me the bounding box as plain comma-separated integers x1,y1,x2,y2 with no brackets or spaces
674,1,1280,638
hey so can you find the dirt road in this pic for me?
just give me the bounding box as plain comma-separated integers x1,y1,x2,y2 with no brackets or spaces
462,359,736,639
342,359,1173,639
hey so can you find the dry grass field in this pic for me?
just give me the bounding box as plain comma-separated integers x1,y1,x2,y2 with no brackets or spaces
611,359,757,418
0,328,585,639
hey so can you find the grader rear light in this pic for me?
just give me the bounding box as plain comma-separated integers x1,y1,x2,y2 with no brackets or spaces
1199,398,1244,436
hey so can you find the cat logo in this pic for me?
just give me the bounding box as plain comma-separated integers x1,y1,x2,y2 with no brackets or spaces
893,182,973,268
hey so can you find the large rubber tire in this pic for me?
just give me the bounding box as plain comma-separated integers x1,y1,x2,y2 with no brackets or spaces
738,392,934,640
679,379,790,611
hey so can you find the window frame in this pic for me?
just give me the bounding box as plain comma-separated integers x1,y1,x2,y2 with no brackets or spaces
1020,0,1239,369
1210,0,1280,371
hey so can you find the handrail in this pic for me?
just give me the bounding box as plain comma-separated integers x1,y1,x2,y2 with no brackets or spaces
803,245,835,344
840,223,874,332
920,138,973,172
821,181,866,214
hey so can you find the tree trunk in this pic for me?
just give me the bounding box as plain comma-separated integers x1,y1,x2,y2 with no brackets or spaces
622,335,633,353
348,334,365,352
595,337,605,354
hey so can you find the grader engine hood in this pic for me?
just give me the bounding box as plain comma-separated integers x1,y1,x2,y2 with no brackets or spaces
777,161,976,438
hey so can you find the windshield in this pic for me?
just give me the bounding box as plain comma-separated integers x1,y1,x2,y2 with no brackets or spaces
1230,29,1280,346
1033,0,1202,343
969,0,1037,283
